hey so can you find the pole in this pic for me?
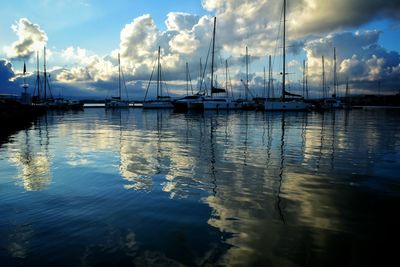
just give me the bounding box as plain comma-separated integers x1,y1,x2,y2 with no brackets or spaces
211,17,216,97
282,0,286,101
157,46,160,98
44,47,47,100
246,46,249,100
118,53,121,99
186,62,189,96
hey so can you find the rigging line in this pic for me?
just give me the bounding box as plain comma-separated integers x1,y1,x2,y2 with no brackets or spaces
47,74,53,99
143,55,158,101
160,65,170,96
121,67,129,101
228,64,234,98
199,37,213,94
187,64,194,95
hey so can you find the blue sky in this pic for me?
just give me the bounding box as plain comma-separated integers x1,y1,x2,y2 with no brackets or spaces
0,0,207,54
1,0,399,98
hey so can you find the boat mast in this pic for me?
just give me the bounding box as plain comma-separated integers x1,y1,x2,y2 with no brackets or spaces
211,17,216,97
268,55,272,98
225,59,228,97
282,0,287,101
22,61,27,94
302,59,306,97
186,62,189,96
157,46,161,98
305,60,309,99
333,47,337,98
246,46,249,100
263,66,266,98
44,46,47,101
322,56,326,99
36,51,40,101
118,53,121,99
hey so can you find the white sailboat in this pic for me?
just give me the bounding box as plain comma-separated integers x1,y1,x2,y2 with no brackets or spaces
172,62,205,111
264,0,309,111
201,17,240,110
324,47,343,109
106,53,129,108
143,46,174,109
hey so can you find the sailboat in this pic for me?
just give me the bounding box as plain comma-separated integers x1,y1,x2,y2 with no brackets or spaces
105,53,129,108
143,46,174,109
264,0,309,111
172,62,205,111
323,47,343,109
239,46,259,110
31,47,82,110
200,17,240,110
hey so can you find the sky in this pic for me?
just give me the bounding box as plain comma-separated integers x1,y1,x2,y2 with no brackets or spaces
0,0,399,99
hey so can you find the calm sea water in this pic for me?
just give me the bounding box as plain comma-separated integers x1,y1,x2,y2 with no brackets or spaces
0,109,399,266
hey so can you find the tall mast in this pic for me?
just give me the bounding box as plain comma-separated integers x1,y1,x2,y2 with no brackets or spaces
199,58,202,93
246,46,249,100
22,61,27,93
282,0,287,100
263,66,266,98
333,47,337,98
322,56,326,99
37,51,40,100
305,60,309,99
118,53,121,99
211,17,216,97
302,59,306,97
225,59,228,97
186,62,189,96
268,55,272,99
157,46,160,98
43,47,47,100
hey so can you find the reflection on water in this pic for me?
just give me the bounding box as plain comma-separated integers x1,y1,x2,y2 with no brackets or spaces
0,109,399,266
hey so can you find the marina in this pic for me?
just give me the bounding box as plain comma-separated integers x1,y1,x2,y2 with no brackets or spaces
1,0,399,266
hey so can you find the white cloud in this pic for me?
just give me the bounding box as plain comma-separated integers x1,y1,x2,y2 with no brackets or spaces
304,31,400,93
165,12,200,31
57,46,116,82
5,18,48,59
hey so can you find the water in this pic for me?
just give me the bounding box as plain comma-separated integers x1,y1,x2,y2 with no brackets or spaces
0,109,399,266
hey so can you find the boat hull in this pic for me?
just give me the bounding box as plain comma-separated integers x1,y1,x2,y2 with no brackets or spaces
202,99,242,110
105,102,129,108
264,101,309,111
143,101,174,109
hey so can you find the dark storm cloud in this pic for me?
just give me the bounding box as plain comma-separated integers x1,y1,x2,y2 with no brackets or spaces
0,59,18,93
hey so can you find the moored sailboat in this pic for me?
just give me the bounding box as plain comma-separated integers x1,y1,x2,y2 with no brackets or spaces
105,53,129,108
200,17,240,110
143,46,174,109
264,0,309,111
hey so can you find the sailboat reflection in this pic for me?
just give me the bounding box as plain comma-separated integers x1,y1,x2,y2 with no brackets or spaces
9,115,52,191
276,114,286,223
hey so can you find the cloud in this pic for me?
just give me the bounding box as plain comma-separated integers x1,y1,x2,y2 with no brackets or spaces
56,46,117,82
202,0,400,55
290,0,400,36
4,18,48,60
0,59,18,93
165,12,200,31
304,30,400,94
